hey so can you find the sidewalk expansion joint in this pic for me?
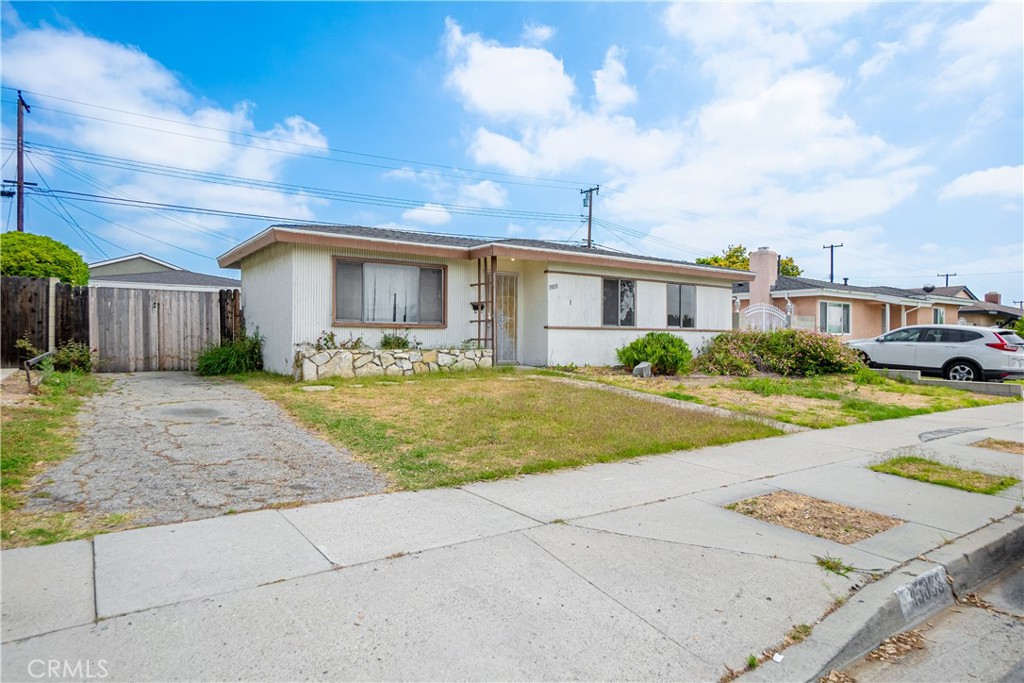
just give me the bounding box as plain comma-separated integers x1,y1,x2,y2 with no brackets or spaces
520,531,715,668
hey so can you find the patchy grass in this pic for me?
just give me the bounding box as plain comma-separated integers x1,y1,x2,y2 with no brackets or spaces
726,490,902,544
870,456,1020,495
245,368,781,490
1,372,127,547
971,438,1024,456
571,367,1014,429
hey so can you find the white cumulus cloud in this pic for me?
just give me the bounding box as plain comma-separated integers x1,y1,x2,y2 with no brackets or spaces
593,46,637,113
401,203,452,226
939,166,1024,200
444,18,575,121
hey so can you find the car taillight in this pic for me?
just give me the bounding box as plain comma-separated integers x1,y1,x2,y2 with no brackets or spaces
986,333,1020,352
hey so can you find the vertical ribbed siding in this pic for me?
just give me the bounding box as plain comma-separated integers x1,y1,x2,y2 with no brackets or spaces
240,243,294,374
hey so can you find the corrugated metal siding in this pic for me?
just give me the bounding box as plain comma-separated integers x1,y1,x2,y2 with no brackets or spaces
519,261,548,365
636,280,664,328
240,243,294,374
696,286,732,330
547,272,601,327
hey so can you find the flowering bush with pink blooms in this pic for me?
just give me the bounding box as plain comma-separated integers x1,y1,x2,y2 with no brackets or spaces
693,329,863,377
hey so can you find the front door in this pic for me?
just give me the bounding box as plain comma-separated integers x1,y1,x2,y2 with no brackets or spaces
495,273,517,363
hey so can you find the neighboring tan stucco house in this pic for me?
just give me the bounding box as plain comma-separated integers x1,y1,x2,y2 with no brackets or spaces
734,247,964,339
217,224,753,374
957,292,1022,328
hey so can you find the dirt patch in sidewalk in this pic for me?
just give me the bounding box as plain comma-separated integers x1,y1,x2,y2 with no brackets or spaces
971,438,1024,455
726,490,902,544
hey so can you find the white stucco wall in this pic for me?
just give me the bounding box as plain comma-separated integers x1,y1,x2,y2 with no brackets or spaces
546,328,724,367
240,242,294,375
542,265,735,365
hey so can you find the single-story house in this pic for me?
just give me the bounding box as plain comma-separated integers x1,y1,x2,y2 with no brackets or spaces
957,292,1022,328
217,224,752,374
88,253,240,292
734,247,965,339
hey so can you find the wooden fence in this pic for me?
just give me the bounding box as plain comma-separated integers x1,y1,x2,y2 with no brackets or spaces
1,277,89,367
1,276,242,372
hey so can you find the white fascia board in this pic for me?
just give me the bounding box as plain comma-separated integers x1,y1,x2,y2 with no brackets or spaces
89,282,238,293
87,253,183,271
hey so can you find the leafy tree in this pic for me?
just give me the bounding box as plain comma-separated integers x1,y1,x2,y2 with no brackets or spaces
0,232,89,285
696,244,802,276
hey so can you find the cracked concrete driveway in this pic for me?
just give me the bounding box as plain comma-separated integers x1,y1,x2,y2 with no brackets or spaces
26,372,385,526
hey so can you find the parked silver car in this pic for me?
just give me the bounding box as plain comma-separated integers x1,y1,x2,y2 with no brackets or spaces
847,324,1024,382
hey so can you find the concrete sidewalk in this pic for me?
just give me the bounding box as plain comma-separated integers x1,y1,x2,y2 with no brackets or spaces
2,403,1022,682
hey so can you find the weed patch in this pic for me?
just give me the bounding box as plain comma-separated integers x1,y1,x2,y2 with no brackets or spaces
870,456,1019,495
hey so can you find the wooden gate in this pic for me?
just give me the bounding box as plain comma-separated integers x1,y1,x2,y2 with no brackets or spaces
93,288,222,372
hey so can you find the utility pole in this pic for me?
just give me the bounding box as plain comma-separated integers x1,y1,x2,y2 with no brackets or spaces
16,90,31,232
1013,300,1023,310
937,272,957,287
581,186,599,248
822,243,843,283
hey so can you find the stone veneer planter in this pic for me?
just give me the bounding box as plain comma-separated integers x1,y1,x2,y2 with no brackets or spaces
294,347,493,381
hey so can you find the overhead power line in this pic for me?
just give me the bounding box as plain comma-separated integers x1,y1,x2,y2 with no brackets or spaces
1,87,593,190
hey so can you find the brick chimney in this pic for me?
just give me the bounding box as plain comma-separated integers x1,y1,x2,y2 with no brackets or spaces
985,291,1001,305
748,247,778,307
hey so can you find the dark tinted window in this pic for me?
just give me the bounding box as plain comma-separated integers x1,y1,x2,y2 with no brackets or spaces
997,331,1024,345
882,328,923,342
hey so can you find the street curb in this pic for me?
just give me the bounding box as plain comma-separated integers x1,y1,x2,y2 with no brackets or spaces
739,514,1024,683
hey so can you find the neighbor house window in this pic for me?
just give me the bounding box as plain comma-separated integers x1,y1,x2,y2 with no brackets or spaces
667,284,696,328
335,259,444,325
933,308,945,324
819,301,851,334
602,278,635,326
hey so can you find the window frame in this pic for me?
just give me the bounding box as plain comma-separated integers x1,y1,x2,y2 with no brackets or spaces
666,283,697,328
332,256,447,328
932,308,945,324
818,300,851,335
602,278,636,327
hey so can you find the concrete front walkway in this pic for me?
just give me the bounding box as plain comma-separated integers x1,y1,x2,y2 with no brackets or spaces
2,403,1022,682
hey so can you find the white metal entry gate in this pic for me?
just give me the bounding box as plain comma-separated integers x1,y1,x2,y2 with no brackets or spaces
495,273,517,363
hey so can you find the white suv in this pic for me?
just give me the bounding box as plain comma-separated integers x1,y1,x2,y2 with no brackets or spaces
847,325,1024,382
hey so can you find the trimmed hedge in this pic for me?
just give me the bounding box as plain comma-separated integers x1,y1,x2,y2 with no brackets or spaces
693,329,862,377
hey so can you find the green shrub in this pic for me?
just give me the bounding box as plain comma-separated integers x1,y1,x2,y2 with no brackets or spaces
380,331,420,350
616,332,693,375
0,232,89,285
51,341,95,372
693,329,862,377
195,331,264,376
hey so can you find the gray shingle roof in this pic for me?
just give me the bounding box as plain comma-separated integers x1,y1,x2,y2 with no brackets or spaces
92,271,241,288
959,302,1023,319
733,275,930,299
271,224,746,273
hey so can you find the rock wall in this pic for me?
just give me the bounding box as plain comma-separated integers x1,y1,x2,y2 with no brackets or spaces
294,347,493,381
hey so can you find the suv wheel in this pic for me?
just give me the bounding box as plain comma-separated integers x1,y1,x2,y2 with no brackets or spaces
944,360,982,382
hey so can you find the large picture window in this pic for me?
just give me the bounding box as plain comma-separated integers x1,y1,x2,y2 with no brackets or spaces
819,301,851,334
667,284,696,328
602,278,635,327
335,259,444,325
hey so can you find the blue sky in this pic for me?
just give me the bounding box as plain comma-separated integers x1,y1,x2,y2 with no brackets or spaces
2,2,1022,304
